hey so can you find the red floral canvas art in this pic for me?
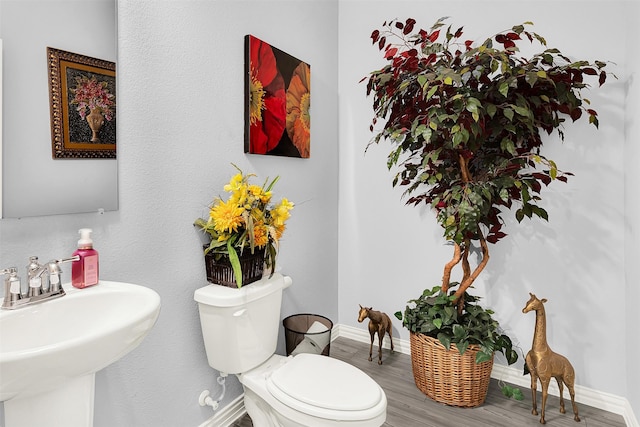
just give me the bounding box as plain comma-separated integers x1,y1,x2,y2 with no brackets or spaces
245,35,310,158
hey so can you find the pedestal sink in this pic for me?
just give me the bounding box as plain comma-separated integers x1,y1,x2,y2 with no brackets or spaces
0,281,161,427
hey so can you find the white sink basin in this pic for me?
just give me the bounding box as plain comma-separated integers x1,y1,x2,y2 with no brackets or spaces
0,281,161,426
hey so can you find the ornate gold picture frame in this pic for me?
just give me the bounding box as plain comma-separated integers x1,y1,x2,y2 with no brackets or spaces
47,47,116,159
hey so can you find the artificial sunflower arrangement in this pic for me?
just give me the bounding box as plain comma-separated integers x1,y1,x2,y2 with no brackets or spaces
195,165,294,287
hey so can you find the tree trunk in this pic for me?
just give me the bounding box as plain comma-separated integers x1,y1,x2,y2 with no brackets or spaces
441,153,491,309
441,242,461,294
453,235,489,303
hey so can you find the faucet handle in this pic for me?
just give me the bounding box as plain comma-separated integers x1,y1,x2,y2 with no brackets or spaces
2,268,23,308
57,255,80,265
1,267,17,277
45,256,79,293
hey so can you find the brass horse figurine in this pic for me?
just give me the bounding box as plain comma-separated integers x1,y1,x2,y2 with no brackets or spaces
522,293,580,424
358,305,394,364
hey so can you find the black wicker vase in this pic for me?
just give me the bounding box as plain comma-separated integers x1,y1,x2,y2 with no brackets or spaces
204,246,265,288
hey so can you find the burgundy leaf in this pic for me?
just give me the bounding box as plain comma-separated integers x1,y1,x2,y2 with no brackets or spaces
599,71,607,86
530,180,542,194
371,30,380,44
570,108,582,121
428,30,440,42
583,67,597,75
404,18,416,34
384,47,398,59
378,36,386,50
532,172,552,185
506,32,521,40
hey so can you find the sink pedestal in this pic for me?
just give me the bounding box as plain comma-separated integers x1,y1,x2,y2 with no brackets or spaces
1,281,161,426
4,374,95,427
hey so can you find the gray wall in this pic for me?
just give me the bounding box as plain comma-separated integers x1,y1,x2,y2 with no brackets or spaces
338,0,636,419
1,0,638,426
0,0,338,426
624,0,640,419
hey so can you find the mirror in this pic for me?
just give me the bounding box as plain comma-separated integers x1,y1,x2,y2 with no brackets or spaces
0,0,117,218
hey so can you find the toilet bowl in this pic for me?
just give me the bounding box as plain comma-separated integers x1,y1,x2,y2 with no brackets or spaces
194,273,387,427
239,353,386,427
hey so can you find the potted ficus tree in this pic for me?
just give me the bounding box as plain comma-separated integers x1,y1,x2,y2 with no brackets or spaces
364,17,611,407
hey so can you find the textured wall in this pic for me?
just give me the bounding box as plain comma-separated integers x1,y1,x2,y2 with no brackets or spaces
0,0,338,426
624,0,640,419
1,0,637,425
338,0,630,402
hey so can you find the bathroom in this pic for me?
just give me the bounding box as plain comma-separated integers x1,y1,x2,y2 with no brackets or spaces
0,0,638,426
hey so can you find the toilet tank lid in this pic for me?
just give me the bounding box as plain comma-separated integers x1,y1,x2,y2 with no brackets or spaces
194,273,288,307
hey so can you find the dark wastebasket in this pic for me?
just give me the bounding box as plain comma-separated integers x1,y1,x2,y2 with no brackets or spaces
283,314,333,356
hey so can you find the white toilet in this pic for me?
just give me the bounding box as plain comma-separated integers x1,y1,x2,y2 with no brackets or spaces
194,273,387,427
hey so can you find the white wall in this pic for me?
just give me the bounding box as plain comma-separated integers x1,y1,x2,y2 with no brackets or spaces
1,0,637,425
624,0,640,418
1,0,338,426
339,0,630,406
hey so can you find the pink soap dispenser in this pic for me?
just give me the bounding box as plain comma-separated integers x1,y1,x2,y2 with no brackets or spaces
72,228,99,288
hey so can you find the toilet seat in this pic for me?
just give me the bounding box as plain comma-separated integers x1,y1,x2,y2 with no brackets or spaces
265,353,385,421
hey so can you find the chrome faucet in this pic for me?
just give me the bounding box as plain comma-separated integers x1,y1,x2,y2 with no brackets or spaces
1,255,79,310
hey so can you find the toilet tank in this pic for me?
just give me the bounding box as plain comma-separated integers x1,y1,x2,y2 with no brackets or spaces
194,273,292,375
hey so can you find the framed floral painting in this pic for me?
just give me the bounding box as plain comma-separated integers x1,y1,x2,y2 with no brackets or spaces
47,47,116,159
244,35,310,158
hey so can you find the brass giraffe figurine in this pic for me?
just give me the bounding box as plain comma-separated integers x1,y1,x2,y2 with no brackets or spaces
522,293,580,424
357,305,394,364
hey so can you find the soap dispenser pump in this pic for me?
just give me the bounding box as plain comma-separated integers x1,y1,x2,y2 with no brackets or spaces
71,228,99,288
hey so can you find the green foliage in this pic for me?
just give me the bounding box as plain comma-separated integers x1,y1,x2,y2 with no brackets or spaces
365,17,611,245
395,284,519,365
501,384,525,400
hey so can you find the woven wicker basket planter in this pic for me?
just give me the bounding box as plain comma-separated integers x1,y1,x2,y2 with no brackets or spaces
409,332,494,407
204,247,265,288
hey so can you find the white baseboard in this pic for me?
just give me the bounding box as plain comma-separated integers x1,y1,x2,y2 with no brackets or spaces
338,324,639,427
198,394,246,427
202,324,639,427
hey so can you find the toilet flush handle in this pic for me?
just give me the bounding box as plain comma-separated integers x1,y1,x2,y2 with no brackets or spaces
283,275,293,289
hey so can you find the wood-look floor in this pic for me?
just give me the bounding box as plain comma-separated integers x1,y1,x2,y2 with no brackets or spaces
231,337,626,427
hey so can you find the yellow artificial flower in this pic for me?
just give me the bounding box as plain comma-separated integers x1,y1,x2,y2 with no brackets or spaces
248,185,263,197
210,199,245,233
274,224,286,240
271,198,294,226
224,173,244,192
253,221,269,247
260,190,273,204
228,184,248,207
